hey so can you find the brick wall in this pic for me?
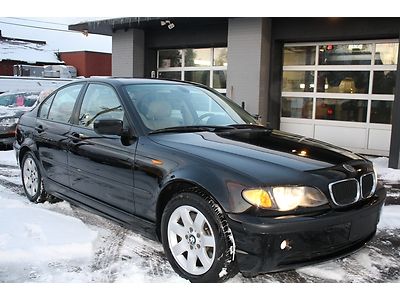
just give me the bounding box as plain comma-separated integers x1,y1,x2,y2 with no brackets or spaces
59,51,111,77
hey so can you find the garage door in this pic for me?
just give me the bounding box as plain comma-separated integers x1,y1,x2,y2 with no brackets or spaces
280,40,398,156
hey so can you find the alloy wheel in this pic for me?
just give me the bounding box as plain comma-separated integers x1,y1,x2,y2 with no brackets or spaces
167,205,216,275
23,156,39,198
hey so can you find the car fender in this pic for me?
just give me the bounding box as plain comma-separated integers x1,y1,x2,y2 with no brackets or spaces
16,136,39,165
159,164,254,214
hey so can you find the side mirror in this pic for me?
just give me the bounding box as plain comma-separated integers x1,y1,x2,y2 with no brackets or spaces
94,119,123,136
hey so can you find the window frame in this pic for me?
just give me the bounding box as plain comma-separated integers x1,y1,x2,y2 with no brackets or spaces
37,93,55,120
37,82,85,124
156,47,228,94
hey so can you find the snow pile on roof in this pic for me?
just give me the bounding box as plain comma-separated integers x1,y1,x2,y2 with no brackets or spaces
0,39,61,64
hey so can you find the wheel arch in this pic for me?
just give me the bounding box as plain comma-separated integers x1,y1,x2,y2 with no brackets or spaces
155,179,214,241
18,145,34,165
154,164,253,240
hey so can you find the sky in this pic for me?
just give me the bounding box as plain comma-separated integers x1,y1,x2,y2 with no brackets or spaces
0,17,112,53
0,0,397,55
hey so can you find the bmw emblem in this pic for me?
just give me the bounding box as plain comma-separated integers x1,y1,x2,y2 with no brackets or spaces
343,164,356,173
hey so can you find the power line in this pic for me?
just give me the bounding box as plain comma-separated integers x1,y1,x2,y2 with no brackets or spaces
6,17,70,26
0,20,84,34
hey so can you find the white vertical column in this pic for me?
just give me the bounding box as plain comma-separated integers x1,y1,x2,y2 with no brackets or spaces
226,18,271,123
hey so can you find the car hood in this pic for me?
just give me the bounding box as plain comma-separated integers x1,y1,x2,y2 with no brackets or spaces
149,129,366,178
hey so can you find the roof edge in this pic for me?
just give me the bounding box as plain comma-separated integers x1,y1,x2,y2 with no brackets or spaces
68,17,166,36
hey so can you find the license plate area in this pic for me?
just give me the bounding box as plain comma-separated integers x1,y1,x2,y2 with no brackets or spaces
349,212,378,241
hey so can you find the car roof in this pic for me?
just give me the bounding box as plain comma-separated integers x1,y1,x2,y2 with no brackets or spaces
84,77,197,87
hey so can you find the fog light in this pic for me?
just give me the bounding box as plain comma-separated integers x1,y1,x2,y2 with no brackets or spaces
280,239,291,250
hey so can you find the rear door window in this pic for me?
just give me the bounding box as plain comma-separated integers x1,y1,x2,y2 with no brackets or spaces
38,94,55,119
47,83,84,123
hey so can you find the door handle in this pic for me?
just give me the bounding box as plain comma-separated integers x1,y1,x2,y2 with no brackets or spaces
35,125,44,133
69,132,88,140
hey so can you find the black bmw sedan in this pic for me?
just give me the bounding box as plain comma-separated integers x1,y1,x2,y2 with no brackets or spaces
13,78,385,282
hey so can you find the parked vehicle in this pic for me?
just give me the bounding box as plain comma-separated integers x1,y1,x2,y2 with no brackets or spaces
14,78,386,282
0,75,73,94
0,91,40,149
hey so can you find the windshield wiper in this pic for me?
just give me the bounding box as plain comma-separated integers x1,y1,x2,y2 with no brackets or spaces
149,125,236,134
227,124,271,130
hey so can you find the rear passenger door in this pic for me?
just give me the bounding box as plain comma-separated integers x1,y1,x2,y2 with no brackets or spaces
68,83,136,215
35,83,85,186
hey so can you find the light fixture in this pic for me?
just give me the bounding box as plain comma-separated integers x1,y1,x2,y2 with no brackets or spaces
161,20,175,30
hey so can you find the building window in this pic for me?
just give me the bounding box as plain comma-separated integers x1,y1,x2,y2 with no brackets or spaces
157,47,227,94
158,50,182,68
283,46,316,66
315,98,368,122
281,97,313,119
318,43,372,65
281,40,398,125
282,71,314,92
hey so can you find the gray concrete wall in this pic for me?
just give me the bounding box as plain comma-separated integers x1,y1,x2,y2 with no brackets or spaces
258,18,272,126
226,18,271,124
112,30,133,77
132,29,145,77
112,29,144,77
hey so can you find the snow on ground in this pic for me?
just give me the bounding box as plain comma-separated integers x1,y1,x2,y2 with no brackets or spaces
0,190,97,265
377,205,400,230
371,156,400,183
0,150,186,282
0,150,17,167
0,183,98,282
0,149,400,282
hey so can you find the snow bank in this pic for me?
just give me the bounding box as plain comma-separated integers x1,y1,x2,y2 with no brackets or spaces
378,205,400,230
0,150,17,167
0,207,97,264
371,157,400,183
0,184,97,266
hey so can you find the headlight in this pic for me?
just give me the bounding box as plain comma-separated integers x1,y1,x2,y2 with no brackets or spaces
242,186,328,211
0,117,19,127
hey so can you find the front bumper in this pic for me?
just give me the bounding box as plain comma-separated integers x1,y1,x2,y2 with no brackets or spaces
227,185,386,276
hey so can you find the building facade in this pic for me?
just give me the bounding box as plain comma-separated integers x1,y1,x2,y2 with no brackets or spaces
70,17,400,168
59,51,111,77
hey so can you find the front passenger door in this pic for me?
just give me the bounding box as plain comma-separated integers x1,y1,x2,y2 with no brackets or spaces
68,83,136,215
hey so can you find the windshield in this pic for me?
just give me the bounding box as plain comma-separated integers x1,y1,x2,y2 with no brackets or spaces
123,83,258,132
0,92,39,108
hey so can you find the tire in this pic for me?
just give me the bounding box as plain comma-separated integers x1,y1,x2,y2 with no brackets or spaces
21,152,50,203
161,188,237,282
